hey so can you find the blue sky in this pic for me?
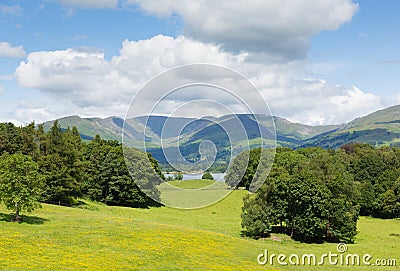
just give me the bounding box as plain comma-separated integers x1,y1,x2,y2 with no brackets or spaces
0,0,399,125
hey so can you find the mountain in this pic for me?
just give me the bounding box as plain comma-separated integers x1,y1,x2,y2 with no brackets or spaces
301,105,400,148
42,105,400,168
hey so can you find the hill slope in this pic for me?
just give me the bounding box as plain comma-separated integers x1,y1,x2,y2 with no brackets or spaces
0,190,399,270
302,105,400,148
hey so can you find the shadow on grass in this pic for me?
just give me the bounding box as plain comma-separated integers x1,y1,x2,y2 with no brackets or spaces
0,212,49,225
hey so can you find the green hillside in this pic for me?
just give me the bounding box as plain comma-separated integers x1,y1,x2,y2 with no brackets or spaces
0,188,399,270
42,105,400,166
302,105,400,148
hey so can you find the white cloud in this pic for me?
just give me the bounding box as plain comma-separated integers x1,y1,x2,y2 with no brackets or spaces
14,35,386,125
0,42,26,58
54,0,118,9
15,47,131,107
265,81,383,125
0,85,4,93
0,4,23,15
129,0,358,61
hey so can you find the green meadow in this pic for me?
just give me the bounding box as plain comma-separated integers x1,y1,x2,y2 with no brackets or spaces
0,180,399,270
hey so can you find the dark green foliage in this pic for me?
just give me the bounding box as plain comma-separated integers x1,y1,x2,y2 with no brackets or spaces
81,136,162,207
225,148,260,189
225,147,274,191
174,172,183,180
344,143,400,218
147,152,165,181
0,153,44,221
242,147,361,243
201,172,214,180
38,122,83,205
0,122,22,155
0,122,162,209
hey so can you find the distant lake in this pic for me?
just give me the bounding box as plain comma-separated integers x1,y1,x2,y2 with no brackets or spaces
164,173,225,182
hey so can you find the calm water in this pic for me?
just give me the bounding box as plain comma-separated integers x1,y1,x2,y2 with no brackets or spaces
164,173,225,182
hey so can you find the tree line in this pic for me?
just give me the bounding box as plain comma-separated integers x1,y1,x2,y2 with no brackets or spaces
226,144,400,243
0,121,163,220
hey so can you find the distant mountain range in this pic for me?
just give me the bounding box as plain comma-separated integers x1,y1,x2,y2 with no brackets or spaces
43,105,400,168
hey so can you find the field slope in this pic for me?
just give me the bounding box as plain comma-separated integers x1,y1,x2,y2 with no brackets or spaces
0,188,399,270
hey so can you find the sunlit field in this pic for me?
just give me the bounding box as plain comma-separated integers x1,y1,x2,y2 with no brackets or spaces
0,183,399,270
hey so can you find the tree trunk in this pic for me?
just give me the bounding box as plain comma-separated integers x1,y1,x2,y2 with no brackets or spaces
13,203,21,222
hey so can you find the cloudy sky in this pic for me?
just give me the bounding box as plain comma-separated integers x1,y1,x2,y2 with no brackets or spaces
0,0,399,125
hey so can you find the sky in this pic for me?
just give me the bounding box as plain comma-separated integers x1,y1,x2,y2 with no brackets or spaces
0,0,399,126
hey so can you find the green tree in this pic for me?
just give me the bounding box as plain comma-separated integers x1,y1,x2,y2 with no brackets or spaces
81,137,111,202
147,152,165,181
39,122,83,205
82,137,162,207
20,122,37,158
225,148,261,189
174,172,183,180
201,172,214,180
0,153,44,221
124,147,162,205
241,147,360,243
0,122,22,155
380,189,400,218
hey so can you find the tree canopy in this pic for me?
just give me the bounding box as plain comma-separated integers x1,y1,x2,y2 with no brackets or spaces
0,153,44,221
0,121,163,210
201,172,214,180
239,144,400,243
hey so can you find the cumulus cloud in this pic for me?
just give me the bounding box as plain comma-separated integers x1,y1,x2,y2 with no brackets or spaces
14,35,386,125
0,42,26,58
54,0,118,9
264,80,383,125
15,47,133,107
128,0,358,61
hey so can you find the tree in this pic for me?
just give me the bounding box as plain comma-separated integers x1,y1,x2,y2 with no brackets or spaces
20,122,37,158
147,152,165,181
201,172,214,180
225,149,249,188
240,147,360,243
124,146,162,205
174,172,183,180
39,123,83,205
380,189,400,218
81,138,110,202
0,122,22,155
241,168,289,237
0,153,44,221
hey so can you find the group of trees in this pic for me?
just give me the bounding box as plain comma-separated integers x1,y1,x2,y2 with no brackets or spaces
227,144,400,243
201,172,214,180
0,121,163,220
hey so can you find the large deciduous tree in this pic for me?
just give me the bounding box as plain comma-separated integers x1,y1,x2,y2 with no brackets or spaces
241,147,360,243
0,153,44,221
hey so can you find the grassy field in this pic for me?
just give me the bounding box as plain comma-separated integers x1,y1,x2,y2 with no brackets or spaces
158,180,231,209
0,182,399,270
164,179,216,189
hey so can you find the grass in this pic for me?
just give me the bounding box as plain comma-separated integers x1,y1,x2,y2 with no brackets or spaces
0,183,399,270
165,179,216,189
158,180,231,209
